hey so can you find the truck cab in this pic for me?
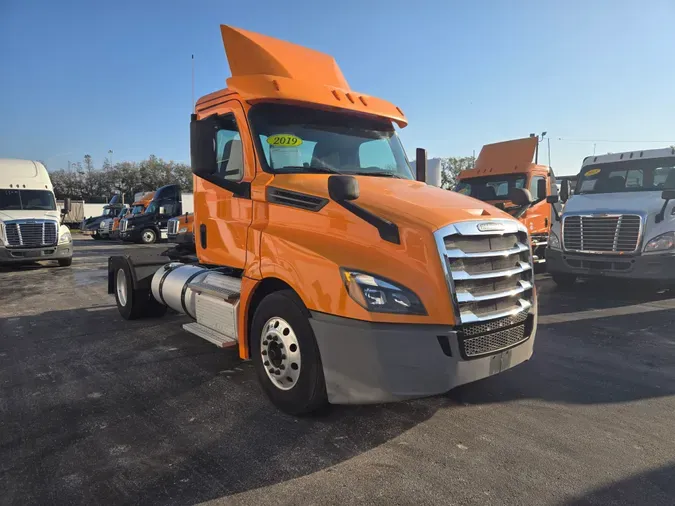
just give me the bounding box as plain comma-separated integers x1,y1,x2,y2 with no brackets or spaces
81,195,127,239
0,159,73,267
546,147,675,288
107,191,155,239
119,185,190,244
454,137,559,263
108,25,538,415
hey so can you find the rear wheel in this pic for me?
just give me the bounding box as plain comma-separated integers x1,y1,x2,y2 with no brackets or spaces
552,273,577,289
140,228,157,244
58,257,72,267
115,264,167,320
251,290,327,415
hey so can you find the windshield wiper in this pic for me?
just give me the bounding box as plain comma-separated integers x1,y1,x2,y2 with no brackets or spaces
278,166,339,174
344,171,403,179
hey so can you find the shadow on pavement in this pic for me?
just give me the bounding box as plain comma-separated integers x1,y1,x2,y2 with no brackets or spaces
0,306,446,506
564,463,675,505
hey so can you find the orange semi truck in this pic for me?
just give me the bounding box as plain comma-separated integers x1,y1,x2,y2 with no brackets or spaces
108,25,538,415
454,137,561,263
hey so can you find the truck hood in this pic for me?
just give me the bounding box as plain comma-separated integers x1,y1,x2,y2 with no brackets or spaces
0,209,60,222
274,175,514,231
564,192,667,218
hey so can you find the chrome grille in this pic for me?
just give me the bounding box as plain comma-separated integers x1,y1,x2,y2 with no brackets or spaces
462,324,528,358
167,218,179,236
563,214,642,254
119,219,128,233
435,220,534,325
4,221,58,248
461,309,529,337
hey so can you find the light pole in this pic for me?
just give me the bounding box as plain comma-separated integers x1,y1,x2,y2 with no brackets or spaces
108,149,113,167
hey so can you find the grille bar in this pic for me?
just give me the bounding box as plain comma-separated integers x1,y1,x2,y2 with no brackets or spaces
456,280,533,303
446,242,529,259
451,261,531,281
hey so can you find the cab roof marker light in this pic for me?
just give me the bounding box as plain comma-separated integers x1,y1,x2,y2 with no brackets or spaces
359,96,368,106
331,90,341,101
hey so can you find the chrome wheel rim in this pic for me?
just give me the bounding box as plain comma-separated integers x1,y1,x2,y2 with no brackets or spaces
142,230,155,243
116,268,128,306
261,317,301,391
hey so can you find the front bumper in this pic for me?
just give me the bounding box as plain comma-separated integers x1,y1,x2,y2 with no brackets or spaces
310,310,536,404
0,242,72,265
120,229,140,242
546,248,675,281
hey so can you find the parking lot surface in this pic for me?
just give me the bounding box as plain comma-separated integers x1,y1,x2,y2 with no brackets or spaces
1,237,674,506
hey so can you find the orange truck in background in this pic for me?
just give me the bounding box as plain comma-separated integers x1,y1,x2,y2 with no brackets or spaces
110,192,155,239
107,25,538,415
167,212,194,247
454,137,560,263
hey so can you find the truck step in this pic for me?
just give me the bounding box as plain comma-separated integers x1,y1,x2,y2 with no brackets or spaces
188,273,241,300
182,322,237,348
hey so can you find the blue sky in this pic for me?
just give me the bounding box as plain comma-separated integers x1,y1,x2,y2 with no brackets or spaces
1,0,673,176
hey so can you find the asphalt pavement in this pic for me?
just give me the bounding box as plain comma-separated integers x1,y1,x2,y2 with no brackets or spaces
1,237,674,506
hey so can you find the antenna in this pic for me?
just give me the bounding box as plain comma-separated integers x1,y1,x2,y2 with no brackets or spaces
191,54,195,112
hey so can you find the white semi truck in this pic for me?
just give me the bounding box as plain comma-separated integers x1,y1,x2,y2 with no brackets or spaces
0,159,73,267
546,147,675,287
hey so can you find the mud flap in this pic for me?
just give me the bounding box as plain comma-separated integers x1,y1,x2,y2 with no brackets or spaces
107,254,170,294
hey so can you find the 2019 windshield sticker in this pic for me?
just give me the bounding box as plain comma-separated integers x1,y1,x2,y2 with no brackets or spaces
267,134,303,147
584,168,601,177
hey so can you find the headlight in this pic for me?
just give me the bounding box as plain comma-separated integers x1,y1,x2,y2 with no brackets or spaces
644,232,675,253
59,231,72,244
340,269,426,315
548,230,561,250
178,227,188,233
0,221,6,246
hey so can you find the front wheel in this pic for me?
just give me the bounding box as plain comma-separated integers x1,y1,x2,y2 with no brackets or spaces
140,228,157,244
251,290,327,415
92,232,102,240
58,257,72,267
552,273,577,289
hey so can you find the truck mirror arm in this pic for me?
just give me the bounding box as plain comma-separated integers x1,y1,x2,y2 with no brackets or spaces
656,199,670,224
338,199,400,244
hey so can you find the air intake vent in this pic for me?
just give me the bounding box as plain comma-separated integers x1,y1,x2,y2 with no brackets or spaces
267,187,328,212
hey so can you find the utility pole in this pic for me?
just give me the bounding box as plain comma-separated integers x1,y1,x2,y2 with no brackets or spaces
192,54,195,112
547,137,552,167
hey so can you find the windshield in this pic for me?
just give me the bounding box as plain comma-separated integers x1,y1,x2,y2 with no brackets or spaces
577,157,675,194
102,207,114,217
454,175,527,201
0,189,57,211
130,205,145,215
248,103,413,179
145,201,158,215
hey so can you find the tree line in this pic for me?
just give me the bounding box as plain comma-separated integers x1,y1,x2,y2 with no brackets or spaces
49,154,473,203
50,155,192,203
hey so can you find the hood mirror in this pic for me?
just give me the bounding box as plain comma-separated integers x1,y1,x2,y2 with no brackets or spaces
656,190,675,223
328,175,359,202
509,188,533,207
560,180,571,202
415,148,427,183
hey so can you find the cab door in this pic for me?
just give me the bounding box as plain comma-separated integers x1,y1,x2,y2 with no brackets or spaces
523,174,550,236
193,100,254,269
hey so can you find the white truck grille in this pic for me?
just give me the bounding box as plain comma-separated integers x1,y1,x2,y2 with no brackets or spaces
562,214,642,254
119,219,128,233
4,221,58,248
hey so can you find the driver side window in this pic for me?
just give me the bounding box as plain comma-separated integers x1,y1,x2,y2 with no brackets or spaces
215,115,244,181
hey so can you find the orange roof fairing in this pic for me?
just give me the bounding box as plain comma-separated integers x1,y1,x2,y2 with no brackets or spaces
459,137,545,179
219,25,407,127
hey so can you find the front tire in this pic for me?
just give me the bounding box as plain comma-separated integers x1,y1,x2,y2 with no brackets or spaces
92,232,102,240
114,264,167,320
58,257,72,267
140,228,157,244
552,273,577,289
251,290,327,415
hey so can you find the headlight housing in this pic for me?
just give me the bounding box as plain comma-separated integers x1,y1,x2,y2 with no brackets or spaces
340,269,426,315
59,231,72,244
644,232,675,253
178,227,188,233
548,230,561,250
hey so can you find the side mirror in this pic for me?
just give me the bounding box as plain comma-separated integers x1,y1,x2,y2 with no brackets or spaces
328,175,359,202
190,116,219,177
537,179,547,200
546,195,559,204
61,197,71,215
656,190,675,223
560,180,570,202
509,188,533,207
415,148,427,183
